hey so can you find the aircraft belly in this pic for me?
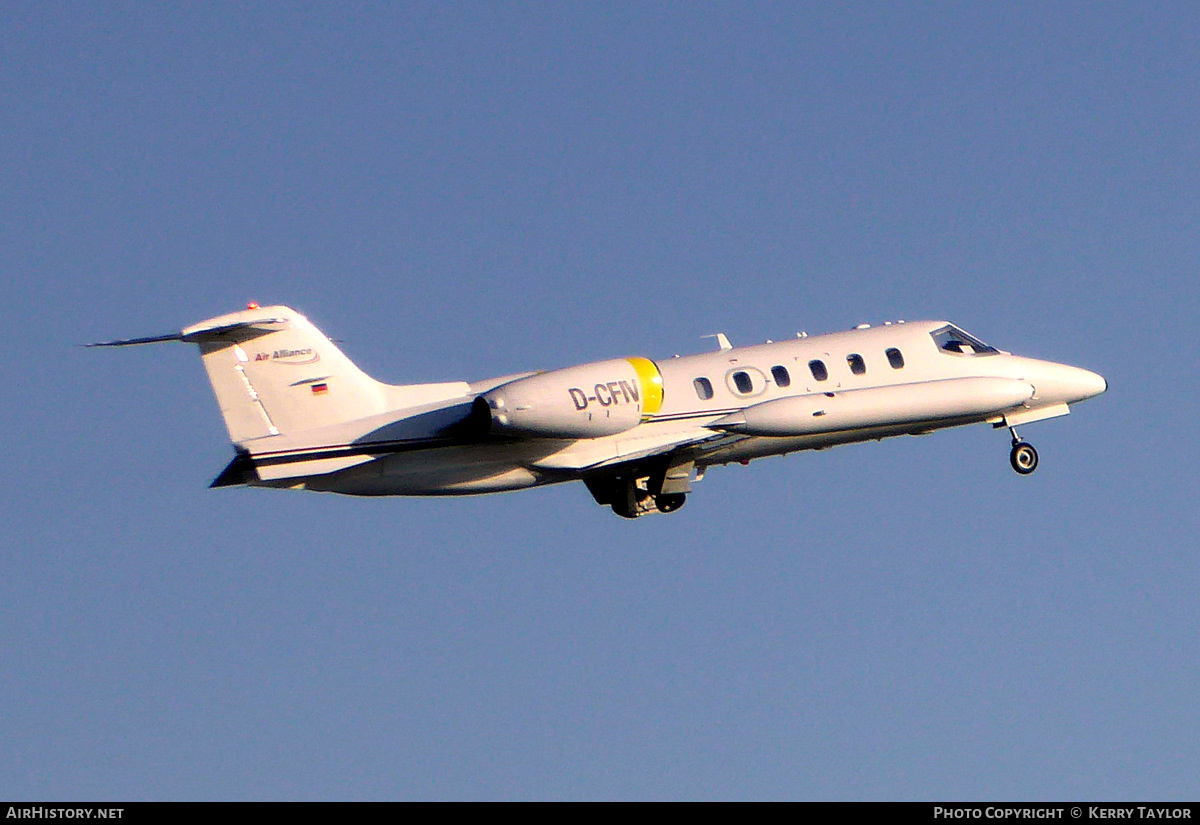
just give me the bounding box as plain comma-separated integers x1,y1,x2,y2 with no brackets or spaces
303,443,551,496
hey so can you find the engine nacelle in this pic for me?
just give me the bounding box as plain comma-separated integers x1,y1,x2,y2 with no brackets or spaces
479,357,663,438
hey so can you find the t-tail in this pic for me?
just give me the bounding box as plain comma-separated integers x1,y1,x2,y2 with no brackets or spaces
90,304,472,487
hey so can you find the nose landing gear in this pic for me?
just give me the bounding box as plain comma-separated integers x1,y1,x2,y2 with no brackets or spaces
1008,428,1039,475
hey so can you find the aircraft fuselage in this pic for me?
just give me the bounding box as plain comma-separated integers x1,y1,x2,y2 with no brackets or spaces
297,320,1105,505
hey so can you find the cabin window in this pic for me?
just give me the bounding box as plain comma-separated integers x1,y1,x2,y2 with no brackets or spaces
694,377,714,400
771,365,791,388
847,353,866,375
886,347,905,369
809,359,828,381
724,367,767,397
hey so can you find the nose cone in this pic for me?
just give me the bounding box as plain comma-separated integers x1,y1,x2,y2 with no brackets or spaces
1073,367,1108,401
1036,362,1107,405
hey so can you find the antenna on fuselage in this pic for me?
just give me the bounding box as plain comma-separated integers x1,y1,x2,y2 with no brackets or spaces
701,333,733,351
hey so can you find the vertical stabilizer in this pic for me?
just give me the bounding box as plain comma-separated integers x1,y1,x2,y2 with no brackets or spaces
181,306,387,445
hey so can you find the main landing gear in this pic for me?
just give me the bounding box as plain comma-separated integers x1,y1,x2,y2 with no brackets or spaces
1008,427,1039,475
607,480,687,519
584,471,690,519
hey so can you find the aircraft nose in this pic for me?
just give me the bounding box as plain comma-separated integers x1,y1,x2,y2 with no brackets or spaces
1057,365,1108,403
1080,368,1108,399
1023,360,1107,405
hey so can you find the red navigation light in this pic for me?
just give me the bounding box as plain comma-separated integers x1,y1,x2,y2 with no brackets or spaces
247,301,259,310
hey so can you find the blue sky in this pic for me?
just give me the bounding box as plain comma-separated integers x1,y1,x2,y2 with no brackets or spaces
2,2,1197,800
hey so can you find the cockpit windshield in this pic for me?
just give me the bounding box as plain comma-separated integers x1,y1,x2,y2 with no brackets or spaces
931,325,999,356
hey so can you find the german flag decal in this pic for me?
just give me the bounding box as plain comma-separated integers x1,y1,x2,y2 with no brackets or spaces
311,382,329,395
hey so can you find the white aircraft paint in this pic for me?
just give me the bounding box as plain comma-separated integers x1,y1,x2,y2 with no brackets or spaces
92,305,1106,518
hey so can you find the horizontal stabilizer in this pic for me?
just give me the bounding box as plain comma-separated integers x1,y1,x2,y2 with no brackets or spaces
181,317,290,342
88,316,291,348
87,332,184,347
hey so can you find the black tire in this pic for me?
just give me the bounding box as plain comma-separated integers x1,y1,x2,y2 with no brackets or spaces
654,493,687,513
1010,441,1039,475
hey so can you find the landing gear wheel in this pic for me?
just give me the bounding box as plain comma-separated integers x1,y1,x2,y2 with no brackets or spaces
654,493,687,513
1010,441,1039,475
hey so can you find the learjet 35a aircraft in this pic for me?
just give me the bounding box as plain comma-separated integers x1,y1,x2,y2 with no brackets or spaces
93,304,1106,518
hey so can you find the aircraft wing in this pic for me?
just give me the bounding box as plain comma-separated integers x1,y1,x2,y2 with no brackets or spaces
526,425,739,474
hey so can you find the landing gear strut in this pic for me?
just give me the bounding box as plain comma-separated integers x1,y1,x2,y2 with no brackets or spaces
1008,428,1039,475
612,478,653,519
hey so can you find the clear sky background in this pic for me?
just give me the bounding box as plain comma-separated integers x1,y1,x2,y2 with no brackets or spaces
2,2,1197,800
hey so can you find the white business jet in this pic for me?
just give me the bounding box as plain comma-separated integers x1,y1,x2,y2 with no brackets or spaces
93,304,1106,518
